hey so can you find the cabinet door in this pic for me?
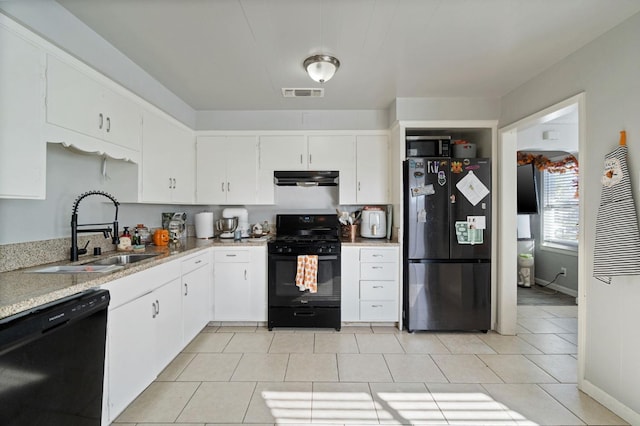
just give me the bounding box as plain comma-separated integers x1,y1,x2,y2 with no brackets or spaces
259,135,307,170
196,136,228,204
214,261,251,321
168,124,195,203
153,278,183,372
102,87,142,152
46,55,105,141
308,135,356,204
340,246,360,322
141,110,172,202
0,23,46,199
356,135,389,204
183,265,212,343
225,136,258,204
107,292,156,422
248,247,267,321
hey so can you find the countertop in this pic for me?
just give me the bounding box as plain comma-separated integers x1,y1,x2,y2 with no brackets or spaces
0,236,268,320
341,236,400,246
0,234,399,320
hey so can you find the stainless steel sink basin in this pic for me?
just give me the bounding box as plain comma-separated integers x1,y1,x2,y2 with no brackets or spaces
85,253,159,266
28,265,123,274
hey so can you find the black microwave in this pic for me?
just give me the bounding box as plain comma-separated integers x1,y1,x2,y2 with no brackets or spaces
406,135,451,157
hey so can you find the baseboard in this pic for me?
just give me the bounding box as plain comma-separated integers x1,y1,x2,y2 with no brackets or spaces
534,278,578,298
581,379,639,425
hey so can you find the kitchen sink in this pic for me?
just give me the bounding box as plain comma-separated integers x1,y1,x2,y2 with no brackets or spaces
28,265,123,274
85,253,159,266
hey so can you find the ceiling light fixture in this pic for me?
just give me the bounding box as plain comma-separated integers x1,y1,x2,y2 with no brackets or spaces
303,55,340,83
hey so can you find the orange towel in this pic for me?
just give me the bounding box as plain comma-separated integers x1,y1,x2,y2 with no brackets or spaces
295,255,318,293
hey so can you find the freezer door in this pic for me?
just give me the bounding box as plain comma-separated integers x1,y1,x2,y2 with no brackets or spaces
449,158,492,259
406,261,491,332
404,159,450,259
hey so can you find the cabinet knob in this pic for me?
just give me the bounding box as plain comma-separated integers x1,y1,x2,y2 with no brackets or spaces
244,270,247,280
169,178,173,189
227,182,231,192
156,299,160,315
98,113,104,130
221,182,225,192
184,283,188,296
106,116,111,132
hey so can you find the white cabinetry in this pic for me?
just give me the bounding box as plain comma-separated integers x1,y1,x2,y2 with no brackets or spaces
46,55,142,157
140,110,195,203
103,260,183,423
356,135,389,204
213,246,267,321
257,135,356,204
196,136,258,204
0,18,46,199
341,246,360,322
182,251,212,344
340,246,399,322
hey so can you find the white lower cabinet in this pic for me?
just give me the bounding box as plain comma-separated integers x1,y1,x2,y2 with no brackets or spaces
341,246,399,322
102,248,215,423
213,246,266,322
182,251,212,344
105,274,182,423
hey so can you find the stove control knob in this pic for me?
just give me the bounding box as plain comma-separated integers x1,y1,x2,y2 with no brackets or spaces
317,247,323,253
286,247,292,253
277,247,283,253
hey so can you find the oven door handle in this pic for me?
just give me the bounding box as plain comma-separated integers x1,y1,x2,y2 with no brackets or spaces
293,311,317,317
269,254,339,261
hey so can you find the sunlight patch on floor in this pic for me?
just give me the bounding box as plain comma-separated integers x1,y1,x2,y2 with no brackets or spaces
261,390,532,424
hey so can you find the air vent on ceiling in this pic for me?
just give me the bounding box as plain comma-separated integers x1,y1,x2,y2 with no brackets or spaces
282,88,324,98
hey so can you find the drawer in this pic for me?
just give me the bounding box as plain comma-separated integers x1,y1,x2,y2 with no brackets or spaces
214,250,250,263
360,248,397,263
181,250,210,274
360,281,397,300
359,300,398,321
360,262,397,281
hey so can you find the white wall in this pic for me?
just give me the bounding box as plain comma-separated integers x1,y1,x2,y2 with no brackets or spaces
500,11,640,422
392,97,501,121
196,110,389,131
0,0,196,128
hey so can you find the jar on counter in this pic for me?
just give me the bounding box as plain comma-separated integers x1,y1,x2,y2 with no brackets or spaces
136,224,151,245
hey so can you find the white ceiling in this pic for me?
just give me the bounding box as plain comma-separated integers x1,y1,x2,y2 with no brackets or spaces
56,0,640,111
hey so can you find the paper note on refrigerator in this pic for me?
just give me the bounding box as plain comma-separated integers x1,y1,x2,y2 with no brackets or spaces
455,221,484,244
456,171,490,206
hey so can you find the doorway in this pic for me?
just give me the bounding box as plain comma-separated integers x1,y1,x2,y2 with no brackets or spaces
496,93,586,339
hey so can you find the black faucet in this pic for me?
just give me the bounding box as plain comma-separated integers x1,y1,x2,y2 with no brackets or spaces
70,191,120,261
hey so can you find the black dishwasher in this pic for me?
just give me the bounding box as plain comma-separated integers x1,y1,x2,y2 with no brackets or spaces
0,289,110,425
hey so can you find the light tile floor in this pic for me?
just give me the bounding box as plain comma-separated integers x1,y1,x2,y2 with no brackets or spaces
113,305,628,425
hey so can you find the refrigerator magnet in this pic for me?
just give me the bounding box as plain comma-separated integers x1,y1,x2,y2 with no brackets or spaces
456,171,490,206
411,184,435,197
467,216,486,230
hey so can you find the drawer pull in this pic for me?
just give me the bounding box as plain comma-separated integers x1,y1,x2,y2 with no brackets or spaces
184,283,188,296
226,254,237,257
372,266,383,269
371,304,383,308
195,259,202,264
373,286,383,289
372,254,383,257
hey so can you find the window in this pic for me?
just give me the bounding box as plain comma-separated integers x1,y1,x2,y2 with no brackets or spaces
541,167,579,250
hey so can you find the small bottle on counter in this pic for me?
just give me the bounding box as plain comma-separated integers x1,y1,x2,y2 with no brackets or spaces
118,227,132,251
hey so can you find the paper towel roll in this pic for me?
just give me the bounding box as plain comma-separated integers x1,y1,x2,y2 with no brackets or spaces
195,212,214,238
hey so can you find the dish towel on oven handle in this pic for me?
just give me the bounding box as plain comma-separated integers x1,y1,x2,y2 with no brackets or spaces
295,255,318,293
594,131,640,284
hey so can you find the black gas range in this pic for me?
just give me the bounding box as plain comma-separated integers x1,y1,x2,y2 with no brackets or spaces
267,214,341,331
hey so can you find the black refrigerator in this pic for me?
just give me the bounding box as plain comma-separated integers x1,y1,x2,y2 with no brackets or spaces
403,157,491,332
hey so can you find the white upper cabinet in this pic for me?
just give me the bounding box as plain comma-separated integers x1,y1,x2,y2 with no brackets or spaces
45,55,142,158
0,19,46,199
258,134,356,204
140,110,195,204
308,135,357,204
196,135,258,204
356,135,389,204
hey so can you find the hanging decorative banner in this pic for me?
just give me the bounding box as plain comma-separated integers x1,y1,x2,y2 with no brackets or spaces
593,131,640,284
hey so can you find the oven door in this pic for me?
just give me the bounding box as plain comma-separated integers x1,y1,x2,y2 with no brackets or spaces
268,253,341,307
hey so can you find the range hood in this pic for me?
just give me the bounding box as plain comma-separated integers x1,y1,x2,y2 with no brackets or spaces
274,170,339,187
